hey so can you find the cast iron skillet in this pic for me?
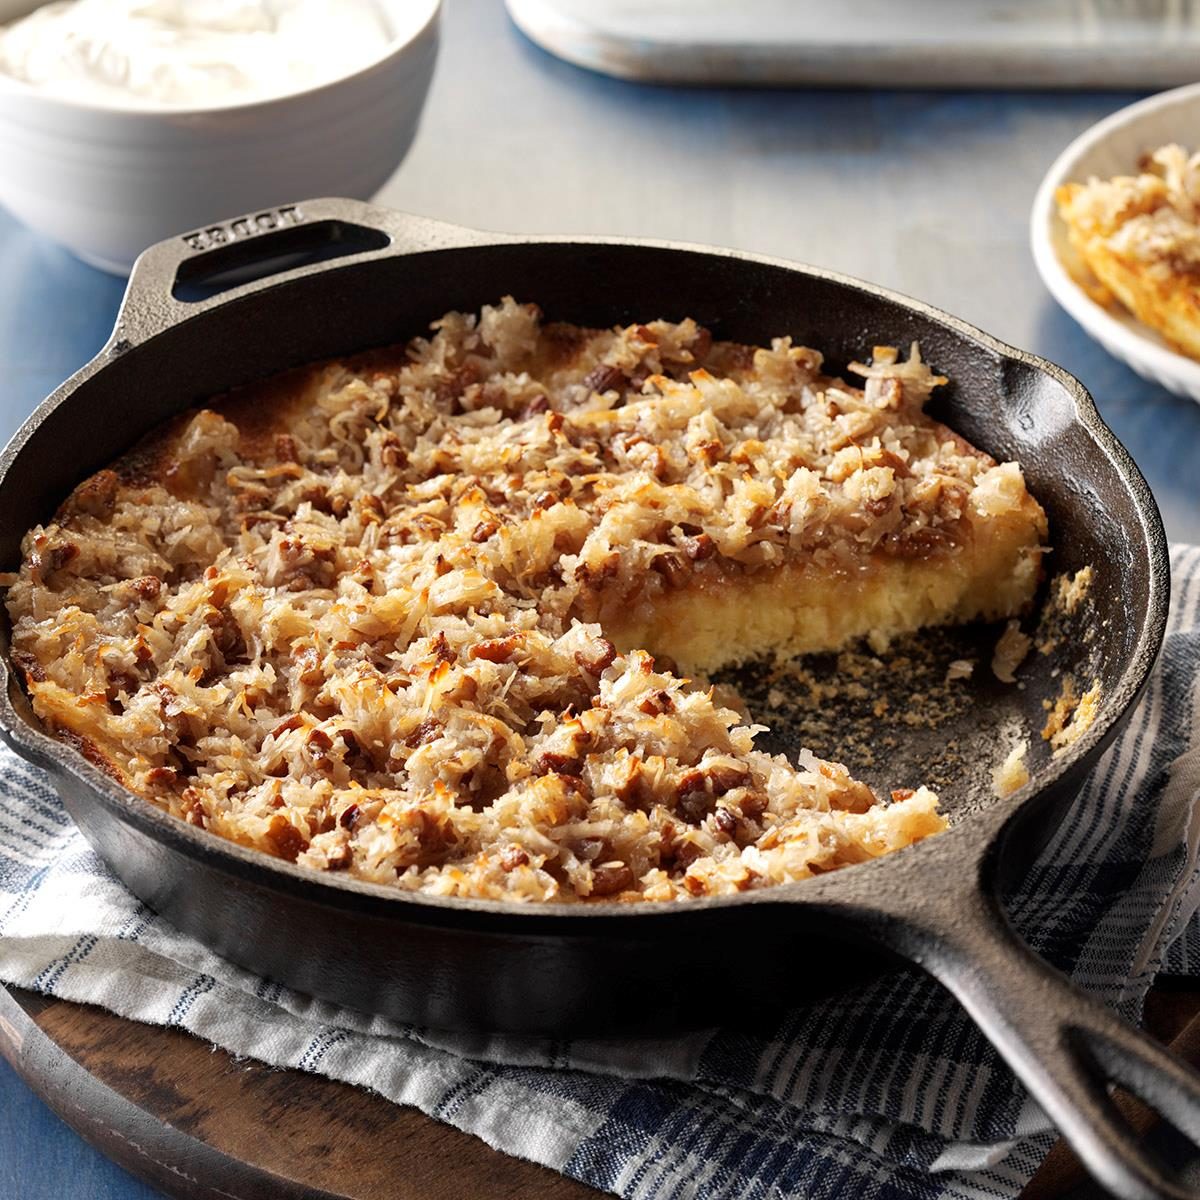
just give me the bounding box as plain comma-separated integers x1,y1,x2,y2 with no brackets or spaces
0,199,1197,1200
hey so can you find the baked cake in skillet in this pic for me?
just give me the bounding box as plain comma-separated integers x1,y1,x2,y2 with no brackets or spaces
4,298,1047,901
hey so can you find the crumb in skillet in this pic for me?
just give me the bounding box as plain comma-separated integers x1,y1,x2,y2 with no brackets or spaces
992,619,1032,684
1042,675,1102,752
993,739,1031,797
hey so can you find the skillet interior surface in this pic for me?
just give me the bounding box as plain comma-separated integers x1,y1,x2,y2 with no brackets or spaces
0,235,1165,1033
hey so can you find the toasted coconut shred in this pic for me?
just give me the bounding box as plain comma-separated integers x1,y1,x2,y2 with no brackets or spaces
5,298,1051,902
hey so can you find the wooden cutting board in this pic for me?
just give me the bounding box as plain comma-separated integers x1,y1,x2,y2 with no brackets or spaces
0,984,597,1200
2,981,1198,1199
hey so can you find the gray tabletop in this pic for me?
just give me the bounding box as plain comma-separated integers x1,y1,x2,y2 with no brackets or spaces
3,2,1200,1197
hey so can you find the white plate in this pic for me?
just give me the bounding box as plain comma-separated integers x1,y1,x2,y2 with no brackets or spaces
1031,82,1200,402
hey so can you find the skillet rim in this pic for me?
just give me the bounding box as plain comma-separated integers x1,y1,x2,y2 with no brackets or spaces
0,226,1171,927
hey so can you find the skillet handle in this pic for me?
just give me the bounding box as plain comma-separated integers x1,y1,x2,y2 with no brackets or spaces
898,879,1200,1200
112,198,496,346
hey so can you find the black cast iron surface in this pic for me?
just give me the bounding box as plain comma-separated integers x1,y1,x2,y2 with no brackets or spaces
0,199,1195,1199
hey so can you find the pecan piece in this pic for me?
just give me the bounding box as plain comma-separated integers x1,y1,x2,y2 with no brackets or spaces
638,690,674,716
292,644,323,686
500,844,530,872
650,553,689,588
575,837,608,862
406,718,441,747
675,769,711,823
829,778,877,813
435,362,480,409
358,493,386,521
326,844,353,870
306,728,333,752
538,750,583,776
180,787,206,828
582,364,628,394
690,325,713,361
48,542,80,572
574,554,620,587
265,814,308,862
470,635,518,664
573,638,616,676
130,575,162,600
738,790,768,820
590,862,634,897
708,764,751,795
10,649,45,683
878,448,912,478
380,436,407,468
337,728,375,772
713,807,739,837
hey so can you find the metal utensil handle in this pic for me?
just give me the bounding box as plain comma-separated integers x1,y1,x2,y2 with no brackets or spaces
112,198,496,345
895,874,1200,1200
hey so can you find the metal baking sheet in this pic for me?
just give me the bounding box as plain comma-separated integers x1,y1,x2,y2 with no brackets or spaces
508,0,1200,89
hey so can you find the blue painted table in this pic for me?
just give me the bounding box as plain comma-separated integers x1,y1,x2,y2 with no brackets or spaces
3,0,1200,1195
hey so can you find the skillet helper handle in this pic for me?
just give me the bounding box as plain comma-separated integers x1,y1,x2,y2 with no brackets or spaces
905,882,1200,1200
112,198,493,345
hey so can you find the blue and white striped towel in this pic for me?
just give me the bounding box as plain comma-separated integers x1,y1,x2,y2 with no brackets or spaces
3,546,1200,1200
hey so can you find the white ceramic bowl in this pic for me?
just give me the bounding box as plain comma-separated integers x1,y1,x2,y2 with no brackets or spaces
0,0,440,274
1031,82,1200,402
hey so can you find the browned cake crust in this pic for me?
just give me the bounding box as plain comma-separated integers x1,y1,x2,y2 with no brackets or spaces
4,299,1047,901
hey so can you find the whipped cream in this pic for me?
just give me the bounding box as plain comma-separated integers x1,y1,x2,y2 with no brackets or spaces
0,0,393,108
